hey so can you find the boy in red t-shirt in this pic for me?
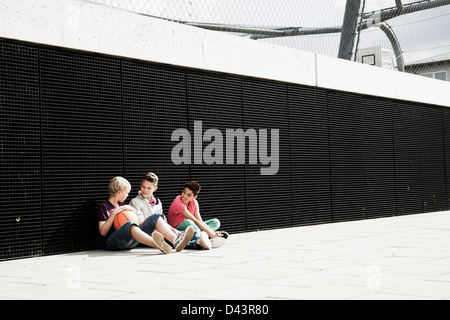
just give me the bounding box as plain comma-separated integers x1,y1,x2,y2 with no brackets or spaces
168,180,225,249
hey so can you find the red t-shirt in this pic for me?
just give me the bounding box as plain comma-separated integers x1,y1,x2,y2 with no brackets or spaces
167,195,199,228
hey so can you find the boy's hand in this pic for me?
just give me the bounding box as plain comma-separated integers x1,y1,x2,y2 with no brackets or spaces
208,231,222,239
111,205,135,216
122,205,136,212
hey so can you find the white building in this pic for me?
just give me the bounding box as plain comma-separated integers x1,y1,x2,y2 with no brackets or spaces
405,52,450,82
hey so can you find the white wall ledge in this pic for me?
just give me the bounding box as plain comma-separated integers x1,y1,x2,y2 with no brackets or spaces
1,0,449,107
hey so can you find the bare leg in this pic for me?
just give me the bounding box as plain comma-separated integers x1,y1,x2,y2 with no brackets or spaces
130,224,157,248
155,217,177,243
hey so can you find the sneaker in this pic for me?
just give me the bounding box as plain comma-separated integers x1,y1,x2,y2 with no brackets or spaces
152,231,172,254
196,231,212,250
174,226,195,252
217,231,229,239
210,236,226,248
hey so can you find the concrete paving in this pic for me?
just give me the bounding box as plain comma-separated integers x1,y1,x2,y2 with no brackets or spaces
2,211,450,300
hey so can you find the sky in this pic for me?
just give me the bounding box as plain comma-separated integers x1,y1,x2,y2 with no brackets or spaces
89,0,450,64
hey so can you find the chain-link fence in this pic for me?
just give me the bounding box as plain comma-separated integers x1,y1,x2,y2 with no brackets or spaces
85,0,450,81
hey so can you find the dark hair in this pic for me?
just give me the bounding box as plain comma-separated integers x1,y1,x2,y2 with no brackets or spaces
142,172,159,186
184,180,201,196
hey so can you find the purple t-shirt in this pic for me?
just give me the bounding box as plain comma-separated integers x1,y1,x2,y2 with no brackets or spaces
97,200,124,222
96,200,124,242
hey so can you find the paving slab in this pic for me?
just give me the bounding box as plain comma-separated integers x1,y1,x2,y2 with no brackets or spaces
1,211,450,300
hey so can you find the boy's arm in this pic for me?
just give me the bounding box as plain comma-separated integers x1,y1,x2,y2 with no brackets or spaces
129,199,144,224
180,210,219,238
98,212,116,237
194,209,202,222
98,206,134,237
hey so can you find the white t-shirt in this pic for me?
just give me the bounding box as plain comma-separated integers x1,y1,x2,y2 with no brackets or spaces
129,192,164,224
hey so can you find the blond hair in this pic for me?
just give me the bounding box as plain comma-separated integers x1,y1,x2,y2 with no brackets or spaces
108,176,131,195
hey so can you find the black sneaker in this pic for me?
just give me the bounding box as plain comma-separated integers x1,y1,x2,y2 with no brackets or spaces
217,231,229,239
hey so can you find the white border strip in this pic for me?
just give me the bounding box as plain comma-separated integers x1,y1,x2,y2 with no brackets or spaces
1,0,449,107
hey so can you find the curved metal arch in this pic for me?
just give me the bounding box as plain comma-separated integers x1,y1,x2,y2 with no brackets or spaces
379,22,405,72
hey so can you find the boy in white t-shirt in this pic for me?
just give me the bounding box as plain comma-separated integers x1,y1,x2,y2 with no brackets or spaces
130,172,210,250
129,172,165,224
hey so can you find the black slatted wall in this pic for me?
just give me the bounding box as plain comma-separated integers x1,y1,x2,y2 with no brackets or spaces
362,96,396,219
393,101,424,215
444,109,450,204
328,91,366,222
419,105,447,213
242,78,292,231
0,41,42,259
1,37,450,260
187,71,247,233
40,47,123,254
122,61,189,213
289,87,332,226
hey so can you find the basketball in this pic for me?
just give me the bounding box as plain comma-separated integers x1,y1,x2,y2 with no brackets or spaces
113,210,139,230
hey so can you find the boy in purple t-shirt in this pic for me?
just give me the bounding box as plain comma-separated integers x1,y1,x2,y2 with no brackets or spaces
96,176,194,253
168,180,225,248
